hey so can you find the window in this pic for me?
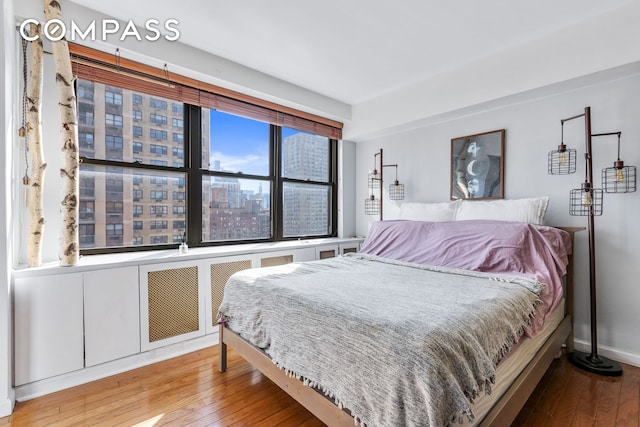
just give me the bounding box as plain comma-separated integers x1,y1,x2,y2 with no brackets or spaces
79,201,95,221
78,103,94,125
150,144,168,155
150,175,168,185
106,201,123,214
105,135,123,149
150,129,167,140
106,223,123,236
80,175,95,198
150,220,168,230
74,56,339,254
281,129,332,237
105,91,123,105
150,205,168,216
150,113,167,125
150,98,167,109
150,190,167,200
77,83,94,101
79,224,95,246
79,132,94,150
105,175,123,193
105,113,123,127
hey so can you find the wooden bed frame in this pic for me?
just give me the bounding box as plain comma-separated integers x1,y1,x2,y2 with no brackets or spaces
218,227,582,426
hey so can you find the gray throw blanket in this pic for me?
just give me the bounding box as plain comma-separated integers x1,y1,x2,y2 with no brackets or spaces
218,254,544,426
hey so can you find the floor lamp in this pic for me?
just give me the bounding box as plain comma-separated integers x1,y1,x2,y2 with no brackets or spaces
548,106,636,376
364,148,405,220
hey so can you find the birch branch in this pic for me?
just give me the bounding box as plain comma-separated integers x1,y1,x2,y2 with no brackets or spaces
44,0,79,266
27,23,47,267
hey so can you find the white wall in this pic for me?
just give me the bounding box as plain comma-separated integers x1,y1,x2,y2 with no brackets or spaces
345,1,640,142
355,66,640,365
338,140,357,238
1,0,16,417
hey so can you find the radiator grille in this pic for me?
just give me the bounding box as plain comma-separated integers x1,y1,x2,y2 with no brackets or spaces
260,254,293,267
147,266,199,342
210,260,252,326
319,249,336,259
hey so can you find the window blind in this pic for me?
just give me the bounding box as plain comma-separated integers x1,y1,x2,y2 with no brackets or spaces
70,43,343,139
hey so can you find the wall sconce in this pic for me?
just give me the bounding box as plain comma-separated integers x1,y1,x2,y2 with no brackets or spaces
548,106,636,377
364,148,405,219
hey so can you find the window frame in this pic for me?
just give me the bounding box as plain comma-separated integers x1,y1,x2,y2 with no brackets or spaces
72,46,340,255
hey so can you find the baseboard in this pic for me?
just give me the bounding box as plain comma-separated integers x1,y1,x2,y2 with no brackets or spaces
0,388,15,417
573,339,640,368
15,333,219,402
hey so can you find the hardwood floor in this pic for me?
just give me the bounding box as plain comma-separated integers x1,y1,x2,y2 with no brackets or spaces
2,347,638,426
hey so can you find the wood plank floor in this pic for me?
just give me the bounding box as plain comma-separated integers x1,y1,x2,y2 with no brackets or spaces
2,347,638,426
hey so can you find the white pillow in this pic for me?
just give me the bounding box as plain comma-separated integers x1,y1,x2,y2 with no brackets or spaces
454,196,549,225
397,201,460,222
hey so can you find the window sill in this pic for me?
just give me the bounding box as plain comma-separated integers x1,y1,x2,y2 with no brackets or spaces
13,237,363,278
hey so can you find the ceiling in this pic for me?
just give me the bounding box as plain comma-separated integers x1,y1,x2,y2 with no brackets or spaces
69,0,632,106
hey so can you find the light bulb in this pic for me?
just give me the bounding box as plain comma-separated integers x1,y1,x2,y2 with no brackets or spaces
559,151,567,166
581,190,592,207
616,168,625,183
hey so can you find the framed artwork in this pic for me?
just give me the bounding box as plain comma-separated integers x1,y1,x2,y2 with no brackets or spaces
450,129,505,200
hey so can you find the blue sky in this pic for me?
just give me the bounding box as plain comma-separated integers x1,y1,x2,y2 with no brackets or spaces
208,110,301,176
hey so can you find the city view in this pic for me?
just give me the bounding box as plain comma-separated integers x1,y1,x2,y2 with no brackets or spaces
77,80,330,249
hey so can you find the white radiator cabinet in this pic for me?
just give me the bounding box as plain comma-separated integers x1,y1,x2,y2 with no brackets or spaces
14,273,84,385
139,260,207,351
83,266,140,367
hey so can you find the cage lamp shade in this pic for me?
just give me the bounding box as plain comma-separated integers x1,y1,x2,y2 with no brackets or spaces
601,134,637,194
602,161,636,193
569,182,603,216
364,194,380,215
548,143,577,175
368,169,380,189
388,180,405,200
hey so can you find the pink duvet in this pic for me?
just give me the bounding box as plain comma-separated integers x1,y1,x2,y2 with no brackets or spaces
359,220,572,335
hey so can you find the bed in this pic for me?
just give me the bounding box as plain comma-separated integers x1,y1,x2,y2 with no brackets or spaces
217,218,579,426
